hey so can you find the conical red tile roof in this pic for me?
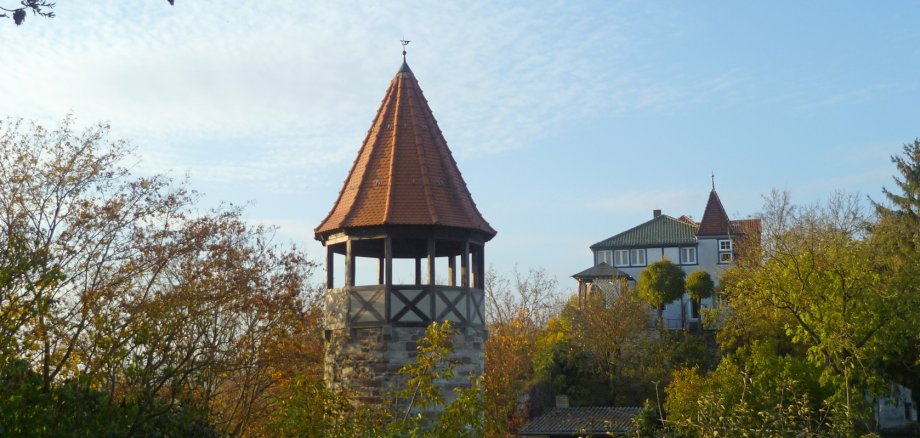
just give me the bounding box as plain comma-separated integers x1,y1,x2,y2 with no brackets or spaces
697,189,732,236
315,60,496,239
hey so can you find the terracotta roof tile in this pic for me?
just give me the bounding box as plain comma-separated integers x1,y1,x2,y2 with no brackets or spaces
678,215,698,226
697,189,732,236
730,218,762,258
315,61,496,239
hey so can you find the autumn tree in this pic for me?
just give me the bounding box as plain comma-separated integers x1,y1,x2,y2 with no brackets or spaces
0,116,319,435
636,259,685,326
482,268,561,436
533,282,658,407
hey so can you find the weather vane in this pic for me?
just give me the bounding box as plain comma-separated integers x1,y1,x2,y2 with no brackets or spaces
711,171,715,190
401,39,410,60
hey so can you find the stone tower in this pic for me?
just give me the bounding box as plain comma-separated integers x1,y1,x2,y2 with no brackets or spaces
315,56,496,407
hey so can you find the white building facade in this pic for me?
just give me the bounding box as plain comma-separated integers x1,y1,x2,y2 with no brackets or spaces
587,189,759,330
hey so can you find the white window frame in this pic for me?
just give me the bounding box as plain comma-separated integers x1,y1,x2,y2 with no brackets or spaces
719,252,734,264
719,239,733,251
630,249,646,266
680,247,697,265
597,250,612,265
614,250,629,267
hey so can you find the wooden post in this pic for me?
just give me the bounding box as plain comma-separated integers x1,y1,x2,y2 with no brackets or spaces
427,238,436,286
378,257,385,285
384,237,393,287
326,244,334,289
384,237,392,322
415,258,422,285
461,240,470,288
470,245,477,289
448,255,456,286
345,239,354,287
474,245,485,289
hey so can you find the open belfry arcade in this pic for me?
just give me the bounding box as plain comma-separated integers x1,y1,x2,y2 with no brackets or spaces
314,48,495,408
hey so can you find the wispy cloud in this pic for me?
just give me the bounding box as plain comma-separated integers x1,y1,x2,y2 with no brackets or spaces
0,0,685,194
588,189,702,217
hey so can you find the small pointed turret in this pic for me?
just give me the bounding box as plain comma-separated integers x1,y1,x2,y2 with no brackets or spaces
697,187,731,236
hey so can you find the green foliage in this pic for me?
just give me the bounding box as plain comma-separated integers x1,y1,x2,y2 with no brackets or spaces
671,188,920,436
684,270,714,301
871,139,920,407
428,377,485,438
268,321,486,437
391,321,484,437
877,138,920,221
268,375,362,438
398,321,458,415
636,259,685,314
531,288,716,412
726,193,907,400
665,342,848,437
633,399,660,437
0,359,217,437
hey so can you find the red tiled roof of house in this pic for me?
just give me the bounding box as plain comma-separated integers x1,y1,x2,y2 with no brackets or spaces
678,215,698,226
315,60,496,239
697,189,732,236
731,218,762,258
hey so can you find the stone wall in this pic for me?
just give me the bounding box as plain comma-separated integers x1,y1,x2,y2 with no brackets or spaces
324,325,485,409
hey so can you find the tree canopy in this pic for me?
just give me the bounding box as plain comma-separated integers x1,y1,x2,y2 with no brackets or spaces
667,179,920,434
684,270,714,301
636,259,685,319
0,116,320,435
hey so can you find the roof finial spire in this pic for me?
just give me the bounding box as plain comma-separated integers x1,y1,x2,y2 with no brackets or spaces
711,171,715,191
400,39,410,61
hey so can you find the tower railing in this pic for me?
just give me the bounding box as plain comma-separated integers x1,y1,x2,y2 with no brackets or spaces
327,285,485,328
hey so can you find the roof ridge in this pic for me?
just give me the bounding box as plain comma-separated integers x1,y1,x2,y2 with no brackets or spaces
382,76,402,224
407,76,439,224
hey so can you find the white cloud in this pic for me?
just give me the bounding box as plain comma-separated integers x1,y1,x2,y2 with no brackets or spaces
588,189,702,217
0,0,683,195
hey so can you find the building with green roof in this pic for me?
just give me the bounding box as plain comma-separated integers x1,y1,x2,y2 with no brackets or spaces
578,187,760,330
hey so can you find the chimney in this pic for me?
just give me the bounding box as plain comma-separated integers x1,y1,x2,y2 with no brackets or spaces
556,395,570,408
653,209,662,218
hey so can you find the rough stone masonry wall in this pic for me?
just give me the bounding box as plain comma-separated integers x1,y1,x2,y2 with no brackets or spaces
324,324,485,411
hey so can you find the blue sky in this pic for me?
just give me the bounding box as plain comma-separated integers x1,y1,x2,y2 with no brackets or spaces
1,1,918,290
